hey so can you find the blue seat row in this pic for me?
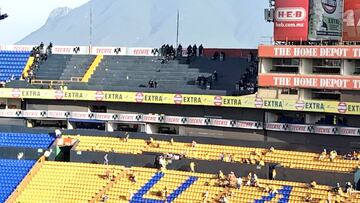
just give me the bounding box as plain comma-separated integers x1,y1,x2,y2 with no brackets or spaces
0,51,30,54
0,133,55,148
0,159,35,203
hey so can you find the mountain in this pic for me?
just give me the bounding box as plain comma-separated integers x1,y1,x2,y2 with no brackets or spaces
17,0,273,48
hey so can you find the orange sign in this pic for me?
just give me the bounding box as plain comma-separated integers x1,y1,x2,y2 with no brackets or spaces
259,74,360,90
258,45,360,59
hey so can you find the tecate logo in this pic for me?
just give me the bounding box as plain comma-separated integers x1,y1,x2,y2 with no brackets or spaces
275,7,306,22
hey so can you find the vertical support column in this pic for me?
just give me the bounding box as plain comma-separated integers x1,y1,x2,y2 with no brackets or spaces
105,121,115,132
145,124,158,134
67,120,74,130
178,126,186,136
25,120,33,128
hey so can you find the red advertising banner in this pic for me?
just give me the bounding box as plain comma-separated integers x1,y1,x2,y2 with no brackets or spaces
274,0,309,41
343,0,360,41
259,74,360,90
259,45,360,58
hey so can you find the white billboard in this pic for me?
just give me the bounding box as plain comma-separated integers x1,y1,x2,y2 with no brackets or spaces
308,0,343,41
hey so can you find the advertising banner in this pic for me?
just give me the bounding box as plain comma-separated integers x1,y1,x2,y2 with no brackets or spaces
313,125,337,135
52,46,89,55
5,88,360,115
91,46,126,55
126,47,153,56
258,74,360,90
338,127,360,136
265,123,286,131
258,45,360,58
343,0,360,41
308,0,343,40
274,0,309,41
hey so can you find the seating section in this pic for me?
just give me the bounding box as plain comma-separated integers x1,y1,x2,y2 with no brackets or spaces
35,54,96,80
0,132,55,148
71,136,359,173
0,51,30,82
14,161,360,203
84,56,238,95
0,159,35,203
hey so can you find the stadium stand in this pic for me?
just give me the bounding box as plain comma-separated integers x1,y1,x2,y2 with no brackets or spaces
34,54,96,81
71,136,360,173
23,52,254,95
0,51,30,82
0,159,36,203
0,132,55,148
12,161,360,203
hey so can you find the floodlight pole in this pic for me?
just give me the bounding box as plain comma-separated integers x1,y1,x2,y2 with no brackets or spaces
176,10,180,48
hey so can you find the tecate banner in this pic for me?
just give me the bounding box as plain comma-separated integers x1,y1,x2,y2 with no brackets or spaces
343,0,360,41
274,0,310,41
308,0,343,41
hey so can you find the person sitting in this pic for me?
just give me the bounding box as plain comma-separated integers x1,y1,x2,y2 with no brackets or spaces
309,181,317,189
218,170,226,181
170,138,174,145
190,162,196,172
129,173,137,183
345,182,353,193
329,150,337,162
319,149,327,161
123,132,129,142
159,156,167,170
236,177,242,189
191,140,197,148
304,193,313,202
251,174,259,187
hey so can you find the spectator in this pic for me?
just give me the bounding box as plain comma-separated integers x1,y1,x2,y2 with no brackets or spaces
190,162,196,172
212,52,219,60
192,44,198,56
55,129,62,138
319,149,327,161
191,140,197,148
187,45,193,57
213,70,218,81
199,44,204,56
330,150,337,162
177,44,183,57
236,177,242,189
104,154,109,165
220,52,226,61
345,182,353,193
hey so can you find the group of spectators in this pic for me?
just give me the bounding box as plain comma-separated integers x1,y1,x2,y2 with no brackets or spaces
236,53,258,95
23,42,53,83
148,79,158,88
152,44,204,61
196,71,217,90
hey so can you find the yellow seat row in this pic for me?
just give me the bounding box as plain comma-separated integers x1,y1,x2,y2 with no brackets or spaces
69,135,360,173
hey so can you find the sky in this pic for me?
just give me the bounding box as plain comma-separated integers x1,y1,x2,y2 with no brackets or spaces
0,0,89,44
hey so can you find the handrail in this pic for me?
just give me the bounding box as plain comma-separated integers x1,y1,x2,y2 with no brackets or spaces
21,56,35,79
82,55,103,82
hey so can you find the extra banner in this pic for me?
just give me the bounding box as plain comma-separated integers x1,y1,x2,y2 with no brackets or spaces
308,0,343,41
273,0,309,41
343,0,360,41
3,88,360,115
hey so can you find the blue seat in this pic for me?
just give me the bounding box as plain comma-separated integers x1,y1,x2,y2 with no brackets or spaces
0,51,30,82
